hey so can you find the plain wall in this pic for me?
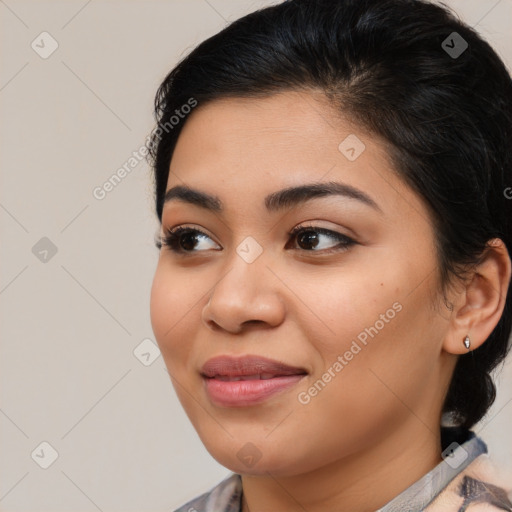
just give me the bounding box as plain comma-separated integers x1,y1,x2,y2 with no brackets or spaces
1,1,511,510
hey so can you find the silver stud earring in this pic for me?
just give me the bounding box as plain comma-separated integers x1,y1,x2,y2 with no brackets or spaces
463,335,471,350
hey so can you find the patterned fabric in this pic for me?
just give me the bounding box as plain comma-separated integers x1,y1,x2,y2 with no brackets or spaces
173,428,512,512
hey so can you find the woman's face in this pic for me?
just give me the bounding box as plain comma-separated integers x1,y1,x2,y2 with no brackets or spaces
150,91,455,476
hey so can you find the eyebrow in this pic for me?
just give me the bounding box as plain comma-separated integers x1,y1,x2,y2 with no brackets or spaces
163,181,382,213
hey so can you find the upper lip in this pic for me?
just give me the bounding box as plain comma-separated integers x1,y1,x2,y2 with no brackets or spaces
201,355,308,378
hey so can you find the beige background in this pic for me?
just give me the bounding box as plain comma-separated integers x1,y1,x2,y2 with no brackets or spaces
0,1,511,510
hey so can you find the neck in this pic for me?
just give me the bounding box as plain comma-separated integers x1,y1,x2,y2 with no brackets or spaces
240,419,442,512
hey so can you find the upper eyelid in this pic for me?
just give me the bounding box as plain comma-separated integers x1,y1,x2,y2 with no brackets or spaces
160,225,221,252
166,223,350,239
289,224,351,236
160,224,354,251
168,224,221,245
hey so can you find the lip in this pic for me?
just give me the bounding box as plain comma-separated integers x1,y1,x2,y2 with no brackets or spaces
201,355,308,407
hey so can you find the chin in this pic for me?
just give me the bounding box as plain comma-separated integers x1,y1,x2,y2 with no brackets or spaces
205,442,307,477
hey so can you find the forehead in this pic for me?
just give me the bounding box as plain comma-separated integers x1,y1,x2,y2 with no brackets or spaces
169,92,372,183
171,91,346,165
164,91,429,226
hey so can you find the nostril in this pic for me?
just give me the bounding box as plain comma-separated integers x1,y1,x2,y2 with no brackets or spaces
243,320,264,326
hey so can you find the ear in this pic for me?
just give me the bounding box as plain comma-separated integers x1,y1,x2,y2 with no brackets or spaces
443,238,511,355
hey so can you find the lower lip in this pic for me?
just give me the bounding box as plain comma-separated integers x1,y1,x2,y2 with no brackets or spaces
203,375,306,407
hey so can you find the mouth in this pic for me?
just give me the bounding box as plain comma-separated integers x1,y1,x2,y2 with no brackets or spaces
209,373,296,381
200,355,308,407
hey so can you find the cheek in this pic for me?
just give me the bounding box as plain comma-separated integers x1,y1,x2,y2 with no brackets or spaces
150,265,172,343
304,250,440,385
298,265,401,356
149,263,199,369
149,264,210,425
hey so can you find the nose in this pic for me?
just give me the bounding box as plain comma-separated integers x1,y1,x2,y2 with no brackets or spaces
201,251,286,334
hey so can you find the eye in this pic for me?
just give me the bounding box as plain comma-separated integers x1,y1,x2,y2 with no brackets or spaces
155,224,357,255
286,224,356,253
156,226,220,253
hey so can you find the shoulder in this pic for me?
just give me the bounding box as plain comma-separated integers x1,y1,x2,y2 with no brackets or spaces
380,428,512,511
425,439,512,512
173,473,242,512
426,457,512,511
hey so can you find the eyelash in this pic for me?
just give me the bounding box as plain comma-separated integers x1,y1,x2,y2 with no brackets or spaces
156,224,356,255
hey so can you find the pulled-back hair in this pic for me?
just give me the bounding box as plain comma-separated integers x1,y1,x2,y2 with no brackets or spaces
148,0,512,429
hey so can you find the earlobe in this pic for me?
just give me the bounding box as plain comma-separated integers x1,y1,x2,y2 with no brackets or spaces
443,238,511,355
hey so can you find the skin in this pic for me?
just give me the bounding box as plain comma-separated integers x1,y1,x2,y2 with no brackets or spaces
149,90,511,512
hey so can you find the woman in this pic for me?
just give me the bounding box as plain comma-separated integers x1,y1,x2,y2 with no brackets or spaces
148,0,512,510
